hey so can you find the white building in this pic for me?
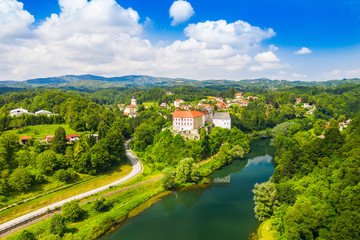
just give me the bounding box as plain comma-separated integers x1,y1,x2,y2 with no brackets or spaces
172,110,205,131
213,112,231,130
174,99,185,108
124,105,137,114
35,110,53,116
131,94,137,107
9,108,33,117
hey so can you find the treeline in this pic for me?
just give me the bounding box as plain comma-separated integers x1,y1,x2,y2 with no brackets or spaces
253,116,360,239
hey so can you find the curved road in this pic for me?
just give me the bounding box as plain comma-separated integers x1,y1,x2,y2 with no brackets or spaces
0,139,142,234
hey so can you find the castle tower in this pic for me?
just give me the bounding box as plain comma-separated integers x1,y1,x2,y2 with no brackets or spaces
131,93,137,107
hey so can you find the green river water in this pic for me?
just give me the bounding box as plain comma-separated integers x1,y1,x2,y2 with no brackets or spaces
103,139,275,240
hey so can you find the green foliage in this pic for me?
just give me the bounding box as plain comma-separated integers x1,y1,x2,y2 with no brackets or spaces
92,197,112,212
253,181,280,222
161,168,175,190
16,230,36,240
175,158,199,184
53,169,71,183
48,214,66,236
8,168,33,192
36,150,57,174
268,113,360,239
51,127,67,154
62,200,85,222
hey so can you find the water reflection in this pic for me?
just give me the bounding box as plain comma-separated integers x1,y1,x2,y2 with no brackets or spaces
245,154,272,167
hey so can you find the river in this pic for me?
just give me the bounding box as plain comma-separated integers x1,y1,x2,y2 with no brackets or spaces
103,139,275,240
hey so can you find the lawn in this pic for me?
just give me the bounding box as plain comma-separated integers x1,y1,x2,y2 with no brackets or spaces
6,124,83,140
143,102,157,108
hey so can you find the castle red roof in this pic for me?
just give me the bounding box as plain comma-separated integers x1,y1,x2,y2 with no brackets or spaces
172,110,204,118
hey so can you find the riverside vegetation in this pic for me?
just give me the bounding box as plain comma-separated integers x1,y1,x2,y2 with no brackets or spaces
1,81,360,239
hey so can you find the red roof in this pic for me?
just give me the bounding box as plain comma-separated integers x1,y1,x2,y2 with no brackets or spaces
172,110,204,118
236,93,243,96
46,135,55,139
20,136,32,140
68,134,79,138
175,99,184,102
200,110,209,115
127,105,136,108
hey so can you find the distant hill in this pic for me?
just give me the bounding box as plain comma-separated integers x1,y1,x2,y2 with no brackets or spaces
0,74,359,91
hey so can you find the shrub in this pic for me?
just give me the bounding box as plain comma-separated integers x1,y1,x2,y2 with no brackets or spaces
92,197,112,212
48,214,66,236
62,200,85,222
53,169,71,183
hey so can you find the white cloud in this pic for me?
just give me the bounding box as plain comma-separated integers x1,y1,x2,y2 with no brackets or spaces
0,0,34,42
292,73,308,78
269,44,279,51
294,47,312,55
0,0,282,81
170,0,194,26
254,51,280,63
184,20,275,50
249,63,285,72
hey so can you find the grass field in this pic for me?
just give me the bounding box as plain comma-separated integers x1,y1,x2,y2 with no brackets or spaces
6,124,83,139
0,161,132,225
143,102,157,108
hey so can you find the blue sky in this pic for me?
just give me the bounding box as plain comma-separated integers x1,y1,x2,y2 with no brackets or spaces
1,0,360,81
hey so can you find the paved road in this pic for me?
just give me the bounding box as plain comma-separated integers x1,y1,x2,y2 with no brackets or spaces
0,139,143,235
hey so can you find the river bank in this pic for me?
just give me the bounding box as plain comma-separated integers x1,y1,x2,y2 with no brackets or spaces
102,138,275,240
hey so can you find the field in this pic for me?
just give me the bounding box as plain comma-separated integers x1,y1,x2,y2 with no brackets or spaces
6,124,83,139
142,102,157,108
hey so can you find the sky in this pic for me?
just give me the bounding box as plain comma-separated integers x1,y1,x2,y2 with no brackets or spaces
1,0,360,81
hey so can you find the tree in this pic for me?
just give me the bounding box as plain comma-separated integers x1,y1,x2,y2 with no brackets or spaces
161,168,175,190
90,143,111,174
93,197,112,212
17,230,36,240
175,158,199,184
253,181,280,222
230,145,244,159
62,200,84,222
36,150,57,174
9,119,26,130
313,119,327,136
54,169,71,183
52,127,67,154
48,214,66,236
8,168,32,192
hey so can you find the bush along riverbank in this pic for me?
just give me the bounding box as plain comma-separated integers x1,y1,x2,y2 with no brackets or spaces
6,140,248,240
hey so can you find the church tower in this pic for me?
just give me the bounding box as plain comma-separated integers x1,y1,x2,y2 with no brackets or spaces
131,93,137,107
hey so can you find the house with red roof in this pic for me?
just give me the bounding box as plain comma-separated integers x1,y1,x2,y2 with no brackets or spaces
45,135,55,144
174,99,185,108
66,134,79,143
20,136,31,145
172,110,205,131
235,93,243,99
216,102,227,110
180,105,189,110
